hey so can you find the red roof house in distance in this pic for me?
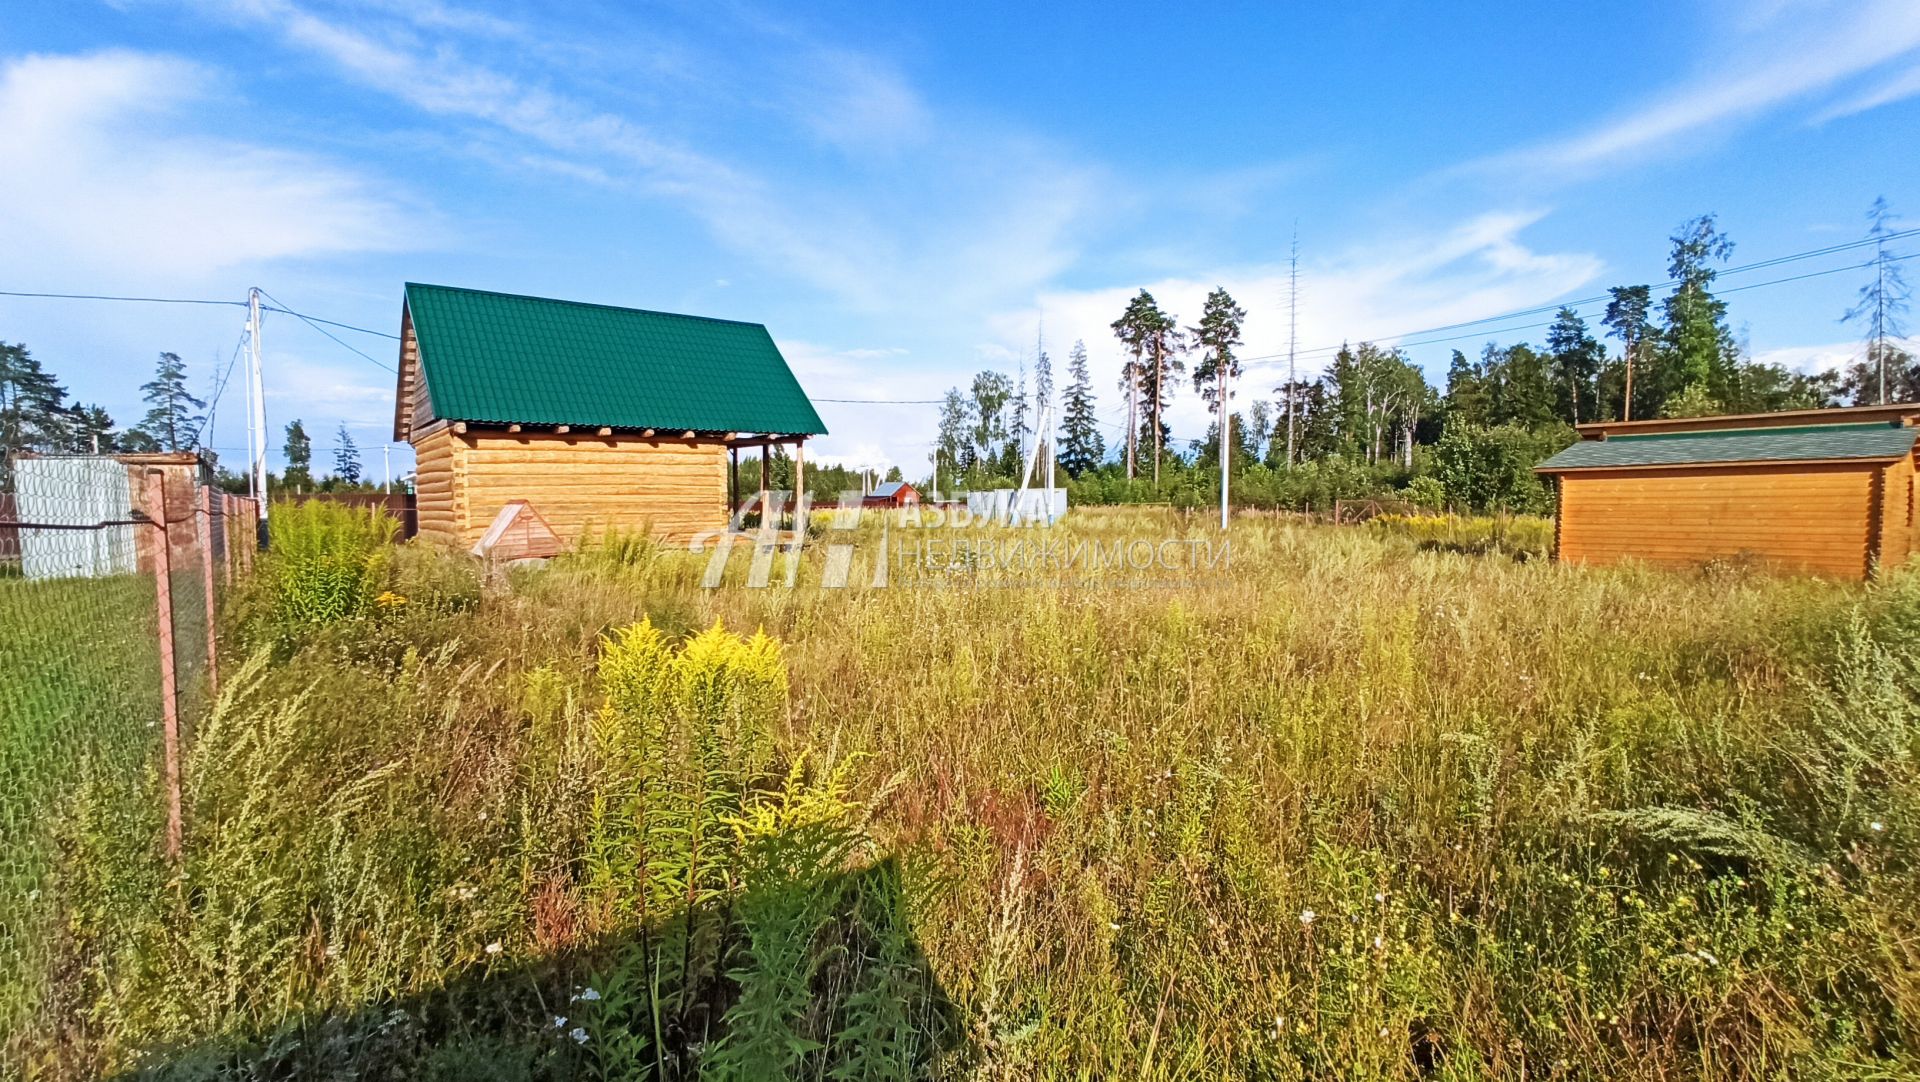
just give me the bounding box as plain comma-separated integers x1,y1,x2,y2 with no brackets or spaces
862,481,920,508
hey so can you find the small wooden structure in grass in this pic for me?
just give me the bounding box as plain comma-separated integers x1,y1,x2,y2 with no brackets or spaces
393,283,827,548
1535,403,1920,579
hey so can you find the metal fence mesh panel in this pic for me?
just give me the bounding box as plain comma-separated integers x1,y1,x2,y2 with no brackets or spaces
0,455,256,1049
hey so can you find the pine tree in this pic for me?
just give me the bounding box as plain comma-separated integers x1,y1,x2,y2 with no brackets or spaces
1058,340,1104,477
1034,333,1055,422
1660,214,1736,412
1484,343,1557,428
934,388,972,493
1110,292,1152,479
1841,197,1912,405
0,342,73,469
1190,287,1247,496
1545,307,1603,425
333,423,362,484
68,405,117,453
1601,285,1655,420
284,419,314,489
1443,349,1489,430
136,352,206,452
1190,287,1247,420
1010,355,1031,457
1111,290,1184,483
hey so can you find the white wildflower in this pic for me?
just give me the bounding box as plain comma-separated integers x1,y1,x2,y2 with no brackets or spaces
1299,909,1316,927
484,941,502,956
571,987,601,1003
1870,821,1885,833
570,1027,589,1044
552,1015,567,1029
1374,891,1386,903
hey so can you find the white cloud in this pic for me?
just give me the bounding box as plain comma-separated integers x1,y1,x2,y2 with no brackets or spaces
1753,336,1919,375
191,0,1106,315
1814,62,1920,122
1479,0,1920,175
0,50,418,279
788,47,932,151
982,212,1603,444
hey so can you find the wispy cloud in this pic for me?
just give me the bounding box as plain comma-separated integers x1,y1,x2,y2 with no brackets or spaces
959,211,1604,452
1813,61,1920,122
1753,335,1919,375
1474,0,1920,176
0,49,418,279
190,0,1106,315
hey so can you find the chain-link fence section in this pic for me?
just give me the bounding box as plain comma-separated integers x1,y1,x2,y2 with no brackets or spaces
0,453,258,1051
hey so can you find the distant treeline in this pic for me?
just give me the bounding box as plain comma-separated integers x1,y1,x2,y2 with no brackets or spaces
929,206,1914,514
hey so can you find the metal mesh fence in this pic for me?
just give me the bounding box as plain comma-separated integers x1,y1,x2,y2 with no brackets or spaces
0,454,258,1047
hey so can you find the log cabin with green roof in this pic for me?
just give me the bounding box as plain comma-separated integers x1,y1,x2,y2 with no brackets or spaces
1535,402,1920,580
393,283,826,547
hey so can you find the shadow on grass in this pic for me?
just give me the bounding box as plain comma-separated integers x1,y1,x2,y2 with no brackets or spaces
116,857,965,1081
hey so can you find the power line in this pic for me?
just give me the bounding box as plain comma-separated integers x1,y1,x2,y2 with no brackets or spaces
1241,248,1920,371
1236,227,1920,366
258,289,396,373
0,290,246,307
191,331,251,448
815,397,945,404
258,306,399,339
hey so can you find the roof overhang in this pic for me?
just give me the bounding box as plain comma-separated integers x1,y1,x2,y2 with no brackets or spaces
1537,420,1920,474
1574,402,1920,439
1539,455,1908,475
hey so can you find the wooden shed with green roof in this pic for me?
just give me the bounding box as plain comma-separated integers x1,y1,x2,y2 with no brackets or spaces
393,283,826,547
1536,403,1920,579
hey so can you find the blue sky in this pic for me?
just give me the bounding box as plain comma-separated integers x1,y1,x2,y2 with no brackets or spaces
3,0,1918,476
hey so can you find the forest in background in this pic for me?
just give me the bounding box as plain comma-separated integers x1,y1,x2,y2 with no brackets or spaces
3,206,1911,516
927,205,1914,515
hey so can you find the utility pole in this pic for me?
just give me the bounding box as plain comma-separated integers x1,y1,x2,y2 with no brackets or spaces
1219,349,1231,530
1622,329,1634,421
1877,247,1888,405
245,287,270,537
1125,363,1137,480
383,444,391,492
1285,227,1299,469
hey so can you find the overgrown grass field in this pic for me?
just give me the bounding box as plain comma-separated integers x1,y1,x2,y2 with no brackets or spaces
7,504,1919,1079
0,573,162,1053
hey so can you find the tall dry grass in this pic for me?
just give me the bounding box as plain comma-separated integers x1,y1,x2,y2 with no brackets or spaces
11,504,1919,1079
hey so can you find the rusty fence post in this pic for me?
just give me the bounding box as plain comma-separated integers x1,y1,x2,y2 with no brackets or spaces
241,498,256,573
219,494,234,585
198,485,219,696
146,471,183,862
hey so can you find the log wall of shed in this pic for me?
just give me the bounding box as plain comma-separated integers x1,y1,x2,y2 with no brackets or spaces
442,431,727,547
412,421,462,543
1876,453,1918,572
1555,462,1878,579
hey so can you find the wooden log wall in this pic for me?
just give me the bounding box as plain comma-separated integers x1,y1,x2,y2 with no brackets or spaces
412,421,463,544
456,431,727,546
1876,453,1917,572
1556,462,1878,579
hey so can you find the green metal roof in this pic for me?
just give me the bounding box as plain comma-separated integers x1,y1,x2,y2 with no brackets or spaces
1537,422,1918,471
404,283,826,435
